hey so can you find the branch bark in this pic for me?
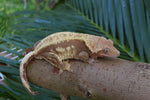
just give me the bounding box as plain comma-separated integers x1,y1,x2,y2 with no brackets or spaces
26,57,150,100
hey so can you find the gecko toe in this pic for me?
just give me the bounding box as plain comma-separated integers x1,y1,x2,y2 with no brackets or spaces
34,91,40,95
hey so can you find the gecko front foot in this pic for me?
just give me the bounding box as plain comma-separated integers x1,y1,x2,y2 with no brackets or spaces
78,51,95,65
78,51,89,62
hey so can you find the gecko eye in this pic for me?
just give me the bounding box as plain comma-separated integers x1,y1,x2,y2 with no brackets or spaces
104,48,110,54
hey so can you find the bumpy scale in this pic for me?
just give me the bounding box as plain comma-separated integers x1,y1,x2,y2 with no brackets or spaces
20,32,120,95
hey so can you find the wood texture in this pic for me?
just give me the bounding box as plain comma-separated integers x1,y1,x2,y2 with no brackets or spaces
27,57,150,100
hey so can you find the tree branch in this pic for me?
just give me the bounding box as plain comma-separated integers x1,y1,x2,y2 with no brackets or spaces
27,57,150,100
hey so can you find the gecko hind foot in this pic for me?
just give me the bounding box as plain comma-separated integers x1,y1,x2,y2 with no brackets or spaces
62,61,72,72
30,91,40,95
58,61,73,74
34,91,40,95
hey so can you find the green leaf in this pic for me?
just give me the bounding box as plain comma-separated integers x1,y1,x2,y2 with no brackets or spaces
121,0,134,54
129,0,144,61
0,65,19,75
135,0,150,62
0,37,29,49
0,45,22,56
0,56,19,67
114,0,124,46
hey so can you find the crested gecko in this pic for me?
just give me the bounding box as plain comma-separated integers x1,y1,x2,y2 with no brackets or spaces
20,32,120,95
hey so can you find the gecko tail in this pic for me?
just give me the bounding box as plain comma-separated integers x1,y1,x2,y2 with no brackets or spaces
20,51,39,95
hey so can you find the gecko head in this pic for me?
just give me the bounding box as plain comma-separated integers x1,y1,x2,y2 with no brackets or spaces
98,46,120,57
96,39,120,57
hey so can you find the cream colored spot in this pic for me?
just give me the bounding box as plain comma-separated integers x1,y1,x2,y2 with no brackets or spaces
66,46,71,51
56,47,65,53
71,45,75,48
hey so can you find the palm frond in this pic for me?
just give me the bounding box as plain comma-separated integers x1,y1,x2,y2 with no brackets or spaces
12,6,104,41
67,0,150,63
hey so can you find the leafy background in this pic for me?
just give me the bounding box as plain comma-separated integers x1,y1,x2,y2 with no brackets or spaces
0,0,150,100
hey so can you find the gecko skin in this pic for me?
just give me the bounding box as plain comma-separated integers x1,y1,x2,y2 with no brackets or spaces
20,32,120,95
